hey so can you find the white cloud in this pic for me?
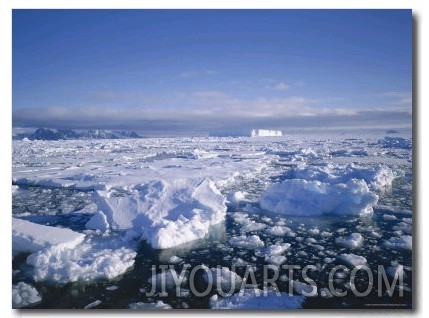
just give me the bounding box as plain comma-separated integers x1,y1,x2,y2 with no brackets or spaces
12,90,411,135
272,82,290,91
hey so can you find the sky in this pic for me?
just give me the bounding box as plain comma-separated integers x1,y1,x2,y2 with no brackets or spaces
12,9,412,136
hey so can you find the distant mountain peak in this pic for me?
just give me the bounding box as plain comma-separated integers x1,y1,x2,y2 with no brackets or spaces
23,128,141,141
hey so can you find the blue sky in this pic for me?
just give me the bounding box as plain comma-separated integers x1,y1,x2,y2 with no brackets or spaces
12,9,412,135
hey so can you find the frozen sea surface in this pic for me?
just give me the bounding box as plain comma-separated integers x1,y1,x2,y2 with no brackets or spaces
12,132,412,309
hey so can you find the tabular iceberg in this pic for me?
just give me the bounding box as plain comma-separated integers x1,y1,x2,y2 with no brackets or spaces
251,129,282,137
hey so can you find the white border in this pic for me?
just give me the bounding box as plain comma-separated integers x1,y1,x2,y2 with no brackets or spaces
2,1,426,317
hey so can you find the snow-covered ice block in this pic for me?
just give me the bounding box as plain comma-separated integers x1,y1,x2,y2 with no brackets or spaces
27,244,136,283
383,235,412,250
12,217,85,256
260,179,378,216
336,253,367,267
93,178,227,249
335,233,364,249
209,288,305,309
12,282,42,308
229,235,265,249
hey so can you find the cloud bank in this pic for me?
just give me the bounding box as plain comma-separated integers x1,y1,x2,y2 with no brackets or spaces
13,93,411,136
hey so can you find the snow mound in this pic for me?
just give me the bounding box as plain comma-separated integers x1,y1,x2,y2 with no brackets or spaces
260,179,378,216
229,235,265,249
93,178,227,249
27,243,136,283
12,218,85,256
251,129,282,137
209,288,305,309
335,233,364,249
12,282,42,308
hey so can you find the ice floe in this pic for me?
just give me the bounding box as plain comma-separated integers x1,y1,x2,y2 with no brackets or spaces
12,217,85,256
229,235,265,249
93,178,227,249
27,243,136,283
335,233,364,249
336,253,367,267
383,235,412,250
260,179,378,216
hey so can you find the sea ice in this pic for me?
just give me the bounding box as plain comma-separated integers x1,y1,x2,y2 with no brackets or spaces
229,235,265,249
383,214,398,221
209,288,305,309
335,233,364,249
12,217,85,256
93,178,227,249
260,179,378,216
240,221,267,233
265,225,292,236
256,243,291,257
336,253,367,267
85,211,110,231
264,255,287,266
383,235,412,250
84,299,102,309
27,244,136,283
12,282,42,308
378,136,412,150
